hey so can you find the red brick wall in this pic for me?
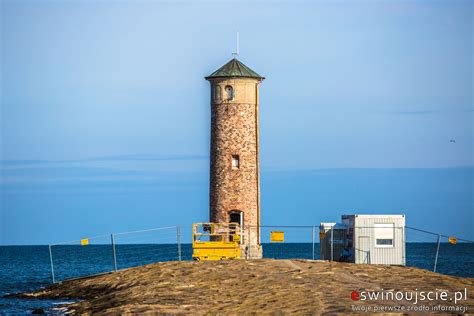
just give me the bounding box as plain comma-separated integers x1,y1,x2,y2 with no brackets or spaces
207,78,262,257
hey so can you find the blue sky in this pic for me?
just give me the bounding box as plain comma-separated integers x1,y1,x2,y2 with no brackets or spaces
1,0,473,244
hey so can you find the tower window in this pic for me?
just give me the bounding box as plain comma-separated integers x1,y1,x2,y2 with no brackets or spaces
231,155,240,169
214,85,221,101
225,85,233,100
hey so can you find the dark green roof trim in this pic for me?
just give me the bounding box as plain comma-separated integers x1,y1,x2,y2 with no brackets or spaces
205,58,264,80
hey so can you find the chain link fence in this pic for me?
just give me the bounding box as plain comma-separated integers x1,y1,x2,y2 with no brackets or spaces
47,224,473,283
257,226,316,260
49,234,113,283
113,226,182,270
251,225,472,277
405,226,474,276
48,226,183,283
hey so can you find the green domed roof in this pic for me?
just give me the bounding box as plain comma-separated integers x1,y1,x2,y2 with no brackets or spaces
205,58,264,80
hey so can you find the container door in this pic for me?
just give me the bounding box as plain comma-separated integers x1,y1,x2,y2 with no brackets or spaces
357,236,371,264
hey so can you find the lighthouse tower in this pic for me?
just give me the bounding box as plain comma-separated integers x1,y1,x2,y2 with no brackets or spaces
205,58,264,259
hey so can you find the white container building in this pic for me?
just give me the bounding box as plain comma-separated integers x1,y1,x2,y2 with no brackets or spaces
320,214,406,265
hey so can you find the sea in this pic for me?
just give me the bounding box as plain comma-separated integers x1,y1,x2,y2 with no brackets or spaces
1,243,473,314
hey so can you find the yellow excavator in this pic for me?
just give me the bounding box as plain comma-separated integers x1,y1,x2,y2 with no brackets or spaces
192,222,242,260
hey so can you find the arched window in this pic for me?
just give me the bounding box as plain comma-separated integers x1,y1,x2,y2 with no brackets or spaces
214,85,221,101
225,85,233,100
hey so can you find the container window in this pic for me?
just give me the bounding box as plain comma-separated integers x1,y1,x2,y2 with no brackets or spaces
376,239,393,246
374,223,394,247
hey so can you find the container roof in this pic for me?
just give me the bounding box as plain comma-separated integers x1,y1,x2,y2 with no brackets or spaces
342,214,405,218
205,58,264,80
320,223,347,230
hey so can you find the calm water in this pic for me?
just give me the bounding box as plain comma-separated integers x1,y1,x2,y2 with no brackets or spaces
1,243,473,314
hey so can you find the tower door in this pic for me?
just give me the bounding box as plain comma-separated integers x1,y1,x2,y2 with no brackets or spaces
229,211,242,225
229,210,243,243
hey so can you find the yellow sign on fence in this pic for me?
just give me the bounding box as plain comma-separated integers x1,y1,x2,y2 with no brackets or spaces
81,238,89,246
448,237,457,245
270,231,284,242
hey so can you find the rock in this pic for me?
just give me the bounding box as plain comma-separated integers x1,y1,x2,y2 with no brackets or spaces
31,308,45,314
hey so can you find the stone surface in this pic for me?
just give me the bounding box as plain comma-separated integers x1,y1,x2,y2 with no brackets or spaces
17,260,474,314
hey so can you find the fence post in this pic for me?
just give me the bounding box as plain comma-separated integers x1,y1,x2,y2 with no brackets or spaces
111,234,118,272
401,227,406,266
433,234,441,272
322,229,325,260
177,226,182,261
312,225,315,260
48,245,55,284
330,227,334,261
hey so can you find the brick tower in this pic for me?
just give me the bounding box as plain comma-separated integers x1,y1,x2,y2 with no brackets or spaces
205,58,264,259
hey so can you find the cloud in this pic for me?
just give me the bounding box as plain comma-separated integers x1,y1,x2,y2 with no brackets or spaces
0,154,209,167
396,110,439,115
391,108,473,115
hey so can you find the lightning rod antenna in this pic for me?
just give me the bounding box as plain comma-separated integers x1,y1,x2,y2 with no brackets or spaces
232,32,240,58
237,31,239,55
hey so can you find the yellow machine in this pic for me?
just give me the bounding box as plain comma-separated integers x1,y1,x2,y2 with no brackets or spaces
192,222,242,261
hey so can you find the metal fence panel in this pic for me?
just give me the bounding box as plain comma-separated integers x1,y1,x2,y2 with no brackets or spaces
113,226,181,270
47,223,473,283
405,227,474,276
49,226,182,283
248,226,317,260
49,234,113,282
